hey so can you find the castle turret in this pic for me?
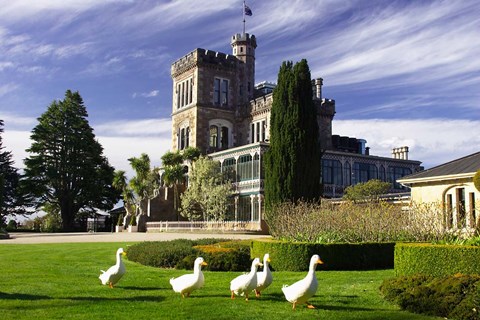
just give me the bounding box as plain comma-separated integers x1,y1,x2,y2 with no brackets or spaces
231,33,256,101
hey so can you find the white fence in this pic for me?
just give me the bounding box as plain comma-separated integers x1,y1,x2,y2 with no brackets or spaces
146,220,262,232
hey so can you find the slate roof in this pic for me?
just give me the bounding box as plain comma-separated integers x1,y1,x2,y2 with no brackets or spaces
399,151,480,181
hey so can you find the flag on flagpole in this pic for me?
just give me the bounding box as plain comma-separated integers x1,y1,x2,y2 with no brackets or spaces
244,4,252,16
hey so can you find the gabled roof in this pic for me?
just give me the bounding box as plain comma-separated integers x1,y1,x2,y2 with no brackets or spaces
399,151,480,183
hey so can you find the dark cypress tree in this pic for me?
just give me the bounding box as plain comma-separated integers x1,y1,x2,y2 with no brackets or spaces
291,59,321,200
22,90,120,231
264,59,321,213
0,120,24,226
264,61,293,211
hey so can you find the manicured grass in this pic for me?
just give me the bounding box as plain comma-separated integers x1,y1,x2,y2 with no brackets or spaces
0,242,441,320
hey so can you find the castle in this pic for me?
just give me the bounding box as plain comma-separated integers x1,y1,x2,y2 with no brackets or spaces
165,31,422,230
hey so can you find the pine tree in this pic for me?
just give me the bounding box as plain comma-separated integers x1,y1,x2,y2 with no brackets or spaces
0,119,24,226
22,90,120,231
264,59,321,213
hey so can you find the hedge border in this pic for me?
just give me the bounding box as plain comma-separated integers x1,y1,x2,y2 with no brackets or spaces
251,239,394,271
394,243,480,276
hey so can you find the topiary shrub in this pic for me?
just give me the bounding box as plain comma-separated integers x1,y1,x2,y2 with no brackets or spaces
380,274,480,320
251,239,394,271
395,243,480,276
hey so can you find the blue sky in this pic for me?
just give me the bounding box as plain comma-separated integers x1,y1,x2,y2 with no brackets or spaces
1,0,479,176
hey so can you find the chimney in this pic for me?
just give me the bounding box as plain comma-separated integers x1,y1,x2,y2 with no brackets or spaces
392,146,409,160
315,78,323,100
357,139,367,155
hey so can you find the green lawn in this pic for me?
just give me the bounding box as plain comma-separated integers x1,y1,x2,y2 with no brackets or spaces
0,242,440,320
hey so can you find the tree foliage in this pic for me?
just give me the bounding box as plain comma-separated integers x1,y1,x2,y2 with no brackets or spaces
180,156,232,221
128,153,161,215
343,179,391,202
161,150,186,220
0,119,25,226
264,59,321,213
113,154,160,230
160,147,201,220
21,90,120,231
474,169,480,192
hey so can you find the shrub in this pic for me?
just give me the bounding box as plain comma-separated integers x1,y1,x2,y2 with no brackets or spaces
6,220,17,231
127,239,197,268
343,179,391,202
193,241,252,271
251,239,394,271
127,238,251,271
266,200,447,243
395,243,480,276
380,274,480,320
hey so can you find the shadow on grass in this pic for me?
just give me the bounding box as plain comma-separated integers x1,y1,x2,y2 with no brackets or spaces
0,291,51,300
119,286,166,291
67,295,165,302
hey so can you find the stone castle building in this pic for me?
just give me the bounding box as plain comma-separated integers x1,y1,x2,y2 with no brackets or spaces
164,31,422,231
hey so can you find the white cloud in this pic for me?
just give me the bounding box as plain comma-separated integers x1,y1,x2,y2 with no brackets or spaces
94,118,171,137
252,0,480,95
334,119,480,168
0,112,37,128
0,0,133,22
0,83,18,96
3,117,172,178
2,129,31,167
98,135,171,178
132,90,160,99
0,61,14,71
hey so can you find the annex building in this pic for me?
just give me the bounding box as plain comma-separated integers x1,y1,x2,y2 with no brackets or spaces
159,30,424,232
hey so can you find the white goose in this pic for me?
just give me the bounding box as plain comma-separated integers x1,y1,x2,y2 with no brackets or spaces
230,257,263,301
282,254,324,309
170,257,208,298
99,248,127,288
254,253,273,297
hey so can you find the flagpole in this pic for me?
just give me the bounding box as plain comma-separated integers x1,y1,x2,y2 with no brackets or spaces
243,0,246,35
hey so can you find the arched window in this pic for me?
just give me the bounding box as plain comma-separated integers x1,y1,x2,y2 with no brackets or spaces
222,158,236,182
221,126,229,149
353,162,378,184
322,159,342,185
238,155,253,181
178,124,190,151
252,153,260,179
344,162,351,186
208,119,233,150
379,165,386,182
209,125,218,148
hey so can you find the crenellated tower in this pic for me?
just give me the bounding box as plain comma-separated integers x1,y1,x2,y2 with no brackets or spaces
231,33,257,103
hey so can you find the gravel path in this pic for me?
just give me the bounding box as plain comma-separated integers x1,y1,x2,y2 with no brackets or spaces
0,231,271,244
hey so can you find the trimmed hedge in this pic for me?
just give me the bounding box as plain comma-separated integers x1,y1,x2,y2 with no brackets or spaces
127,238,227,269
395,243,480,276
380,274,480,320
250,239,394,271
127,239,252,271
192,240,252,271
